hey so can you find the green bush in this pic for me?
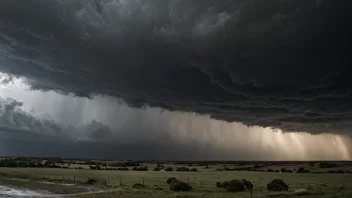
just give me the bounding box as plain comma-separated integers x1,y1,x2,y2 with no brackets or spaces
137,166,148,171
165,167,173,171
241,179,253,191
267,179,289,192
153,167,161,171
227,179,245,192
167,177,177,184
169,179,191,191
216,182,222,188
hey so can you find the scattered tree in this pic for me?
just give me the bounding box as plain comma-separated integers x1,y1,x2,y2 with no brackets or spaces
167,177,177,185
227,179,245,192
165,167,173,171
169,179,192,191
267,179,289,191
241,179,253,191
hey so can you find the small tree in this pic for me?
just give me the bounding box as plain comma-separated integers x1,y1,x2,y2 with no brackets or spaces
167,177,177,185
165,167,173,171
227,179,245,192
267,179,288,191
170,179,191,191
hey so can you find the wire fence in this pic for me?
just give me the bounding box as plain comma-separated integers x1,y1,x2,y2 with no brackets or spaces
1,171,239,188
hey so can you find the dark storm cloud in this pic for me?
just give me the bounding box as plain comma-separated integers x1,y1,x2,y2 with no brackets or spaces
0,0,352,134
0,96,263,160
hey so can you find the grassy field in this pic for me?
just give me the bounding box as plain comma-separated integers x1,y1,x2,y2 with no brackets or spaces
0,166,351,198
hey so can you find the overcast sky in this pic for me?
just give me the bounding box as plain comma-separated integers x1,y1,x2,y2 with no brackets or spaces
0,0,351,160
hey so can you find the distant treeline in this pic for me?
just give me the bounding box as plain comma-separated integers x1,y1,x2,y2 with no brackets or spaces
0,157,351,175
0,158,66,168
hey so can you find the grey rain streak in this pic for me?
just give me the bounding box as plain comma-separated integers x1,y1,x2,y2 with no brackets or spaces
0,96,269,160
1,89,351,160
0,0,352,134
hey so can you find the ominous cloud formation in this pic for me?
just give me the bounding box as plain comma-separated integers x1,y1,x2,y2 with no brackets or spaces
0,96,61,136
0,0,352,134
0,95,351,160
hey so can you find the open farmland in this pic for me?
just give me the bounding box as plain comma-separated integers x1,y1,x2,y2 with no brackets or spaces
0,158,351,197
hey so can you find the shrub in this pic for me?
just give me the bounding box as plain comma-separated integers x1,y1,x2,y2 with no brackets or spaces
190,168,198,172
216,168,223,171
296,167,310,173
267,179,289,192
132,183,144,189
167,177,177,185
216,182,222,188
227,179,245,192
132,167,138,171
241,179,253,191
222,181,230,189
137,166,148,171
177,167,190,171
280,168,287,173
86,177,98,185
165,167,173,171
170,179,191,191
267,169,274,172
153,167,161,171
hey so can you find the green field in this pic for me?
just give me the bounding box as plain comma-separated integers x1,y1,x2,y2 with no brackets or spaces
0,165,351,198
